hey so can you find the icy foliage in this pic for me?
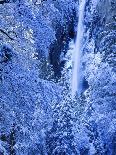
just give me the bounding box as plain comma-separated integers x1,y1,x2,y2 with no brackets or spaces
0,0,73,153
0,0,116,154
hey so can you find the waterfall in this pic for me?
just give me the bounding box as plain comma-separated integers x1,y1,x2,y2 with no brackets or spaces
71,0,86,98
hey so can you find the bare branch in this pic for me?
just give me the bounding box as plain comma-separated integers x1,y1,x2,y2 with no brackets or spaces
0,29,14,40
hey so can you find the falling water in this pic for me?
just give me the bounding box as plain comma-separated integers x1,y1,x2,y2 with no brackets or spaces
71,0,86,98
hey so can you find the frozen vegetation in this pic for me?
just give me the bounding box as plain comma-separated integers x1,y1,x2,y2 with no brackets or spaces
0,0,116,154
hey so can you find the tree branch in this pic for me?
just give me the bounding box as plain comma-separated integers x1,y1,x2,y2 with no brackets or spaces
0,29,14,40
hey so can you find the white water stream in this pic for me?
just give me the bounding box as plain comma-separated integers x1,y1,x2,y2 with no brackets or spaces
71,0,86,98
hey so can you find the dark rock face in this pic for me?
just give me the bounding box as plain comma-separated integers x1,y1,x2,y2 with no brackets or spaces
82,77,89,92
48,6,76,80
49,21,75,79
92,0,116,67
0,45,12,63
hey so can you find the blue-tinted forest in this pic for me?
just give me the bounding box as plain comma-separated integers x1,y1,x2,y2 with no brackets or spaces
0,0,116,154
